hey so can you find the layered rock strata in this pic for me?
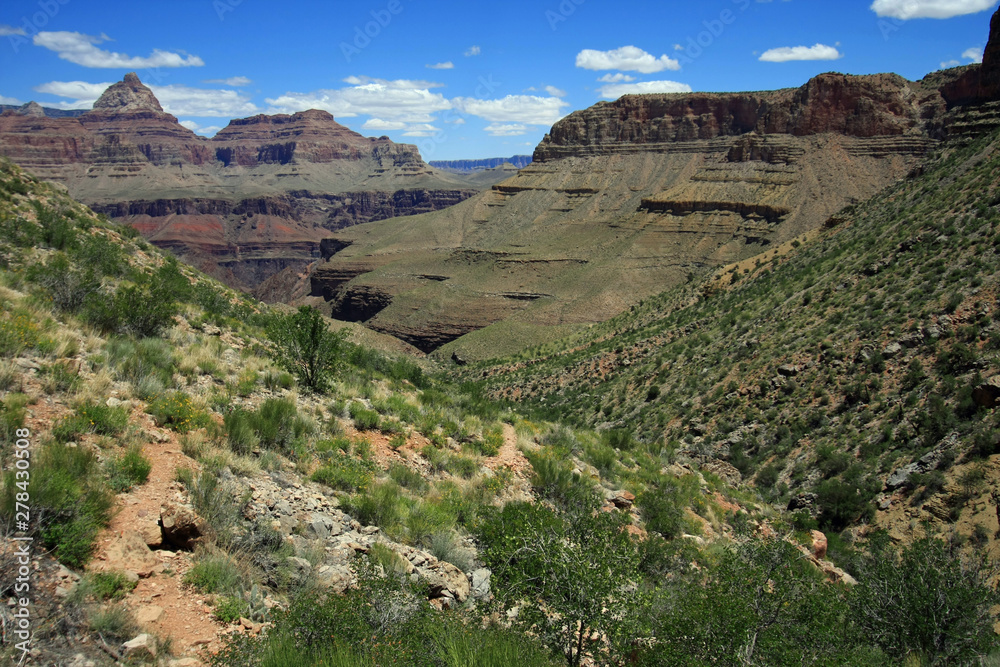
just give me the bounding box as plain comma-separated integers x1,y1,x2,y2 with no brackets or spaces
0,74,478,298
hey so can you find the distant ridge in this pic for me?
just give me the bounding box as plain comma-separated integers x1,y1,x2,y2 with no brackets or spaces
0,101,87,118
429,155,532,172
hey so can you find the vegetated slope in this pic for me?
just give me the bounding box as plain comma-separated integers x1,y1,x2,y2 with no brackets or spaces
0,74,482,301
1,157,998,666
311,70,970,358
464,126,1000,541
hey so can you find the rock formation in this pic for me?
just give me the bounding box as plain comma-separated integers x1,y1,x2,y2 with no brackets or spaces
311,67,988,356
0,74,481,299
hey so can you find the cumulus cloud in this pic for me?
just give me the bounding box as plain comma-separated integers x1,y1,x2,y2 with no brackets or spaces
870,0,996,19
464,45,481,56
33,80,111,107
362,118,408,131
597,80,693,99
962,46,984,62
0,24,26,36
0,94,22,105
940,58,961,68
266,77,451,123
202,76,252,86
402,123,441,137
452,94,568,125
33,31,203,68
426,61,454,70
576,46,680,73
484,123,529,136
179,120,222,136
759,43,843,62
34,80,258,116
597,73,636,83
544,85,567,97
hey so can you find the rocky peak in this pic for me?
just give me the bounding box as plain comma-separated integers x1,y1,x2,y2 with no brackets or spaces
20,101,46,117
91,72,163,113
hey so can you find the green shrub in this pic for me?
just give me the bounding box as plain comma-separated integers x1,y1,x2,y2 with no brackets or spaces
342,482,405,531
0,310,45,357
1,441,114,568
28,253,100,313
84,275,179,338
445,454,478,479
148,391,211,432
39,362,81,394
184,550,248,595
87,604,138,645
214,595,251,624
105,446,152,493
388,462,428,492
224,398,310,455
637,486,684,540
0,393,28,445
52,402,129,442
311,452,376,492
77,570,137,601
349,402,381,431
176,469,247,547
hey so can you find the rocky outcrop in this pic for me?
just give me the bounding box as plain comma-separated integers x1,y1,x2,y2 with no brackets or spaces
939,5,1000,108
0,73,481,299
533,73,938,161
430,155,533,172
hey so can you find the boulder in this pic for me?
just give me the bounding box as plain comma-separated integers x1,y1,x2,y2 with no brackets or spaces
777,364,800,377
121,633,157,660
421,561,471,603
135,605,164,625
787,492,819,516
810,530,828,561
159,503,208,550
471,568,491,600
284,556,313,586
102,531,158,578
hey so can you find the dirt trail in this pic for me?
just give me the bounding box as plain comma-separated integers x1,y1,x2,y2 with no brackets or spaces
89,410,225,665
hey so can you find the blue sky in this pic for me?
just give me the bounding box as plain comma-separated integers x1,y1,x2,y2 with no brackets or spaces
0,0,996,160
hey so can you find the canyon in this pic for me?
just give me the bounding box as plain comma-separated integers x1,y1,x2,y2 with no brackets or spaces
0,74,488,300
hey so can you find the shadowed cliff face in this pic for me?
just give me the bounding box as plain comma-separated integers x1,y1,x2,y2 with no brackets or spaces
0,74,481,300
310,54,1000,358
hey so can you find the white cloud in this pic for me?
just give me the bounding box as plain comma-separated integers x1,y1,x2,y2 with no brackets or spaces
597,73,636,83
0,95,22,105
575,46,680,73
153,85,258,116
940,58,962,68
33,31,203,68
202,76,252,86
445,117,466,125
402,123,440,137
597,80,693,99
34,80,112,107
962,46,984,62
0,24,26,36
179,120,222,136
362,118,408,131
426,61,454,70
759,43,843,62
464,45,481,56
34,80,258,116
544,85,567,97
484,123,529,136
452,94,568,125
266,77,451,123
870,0,996,19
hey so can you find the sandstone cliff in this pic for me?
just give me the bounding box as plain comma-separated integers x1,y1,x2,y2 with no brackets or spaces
0,74,480,298
310,13,1000,357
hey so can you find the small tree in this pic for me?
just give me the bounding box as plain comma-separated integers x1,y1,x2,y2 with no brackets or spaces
266,306,346,393
849,533,1000,665
476,497,644,666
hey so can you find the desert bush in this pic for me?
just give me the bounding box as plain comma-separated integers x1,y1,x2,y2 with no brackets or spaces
148,391,211,432
342,482,405,532
84,274,179,338
52,401,129,442
224,398,310,455
184,548,250,596
349,402,381,431
1,441,114,568
104,445,152,493
388,462,428,492
311,451,376,493
87,604,139,645
75,570,137,601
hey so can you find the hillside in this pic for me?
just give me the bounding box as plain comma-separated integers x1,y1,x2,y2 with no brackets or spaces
0,148,997,664
0,74,484,301
461,121,1000,551
310,68,990,358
